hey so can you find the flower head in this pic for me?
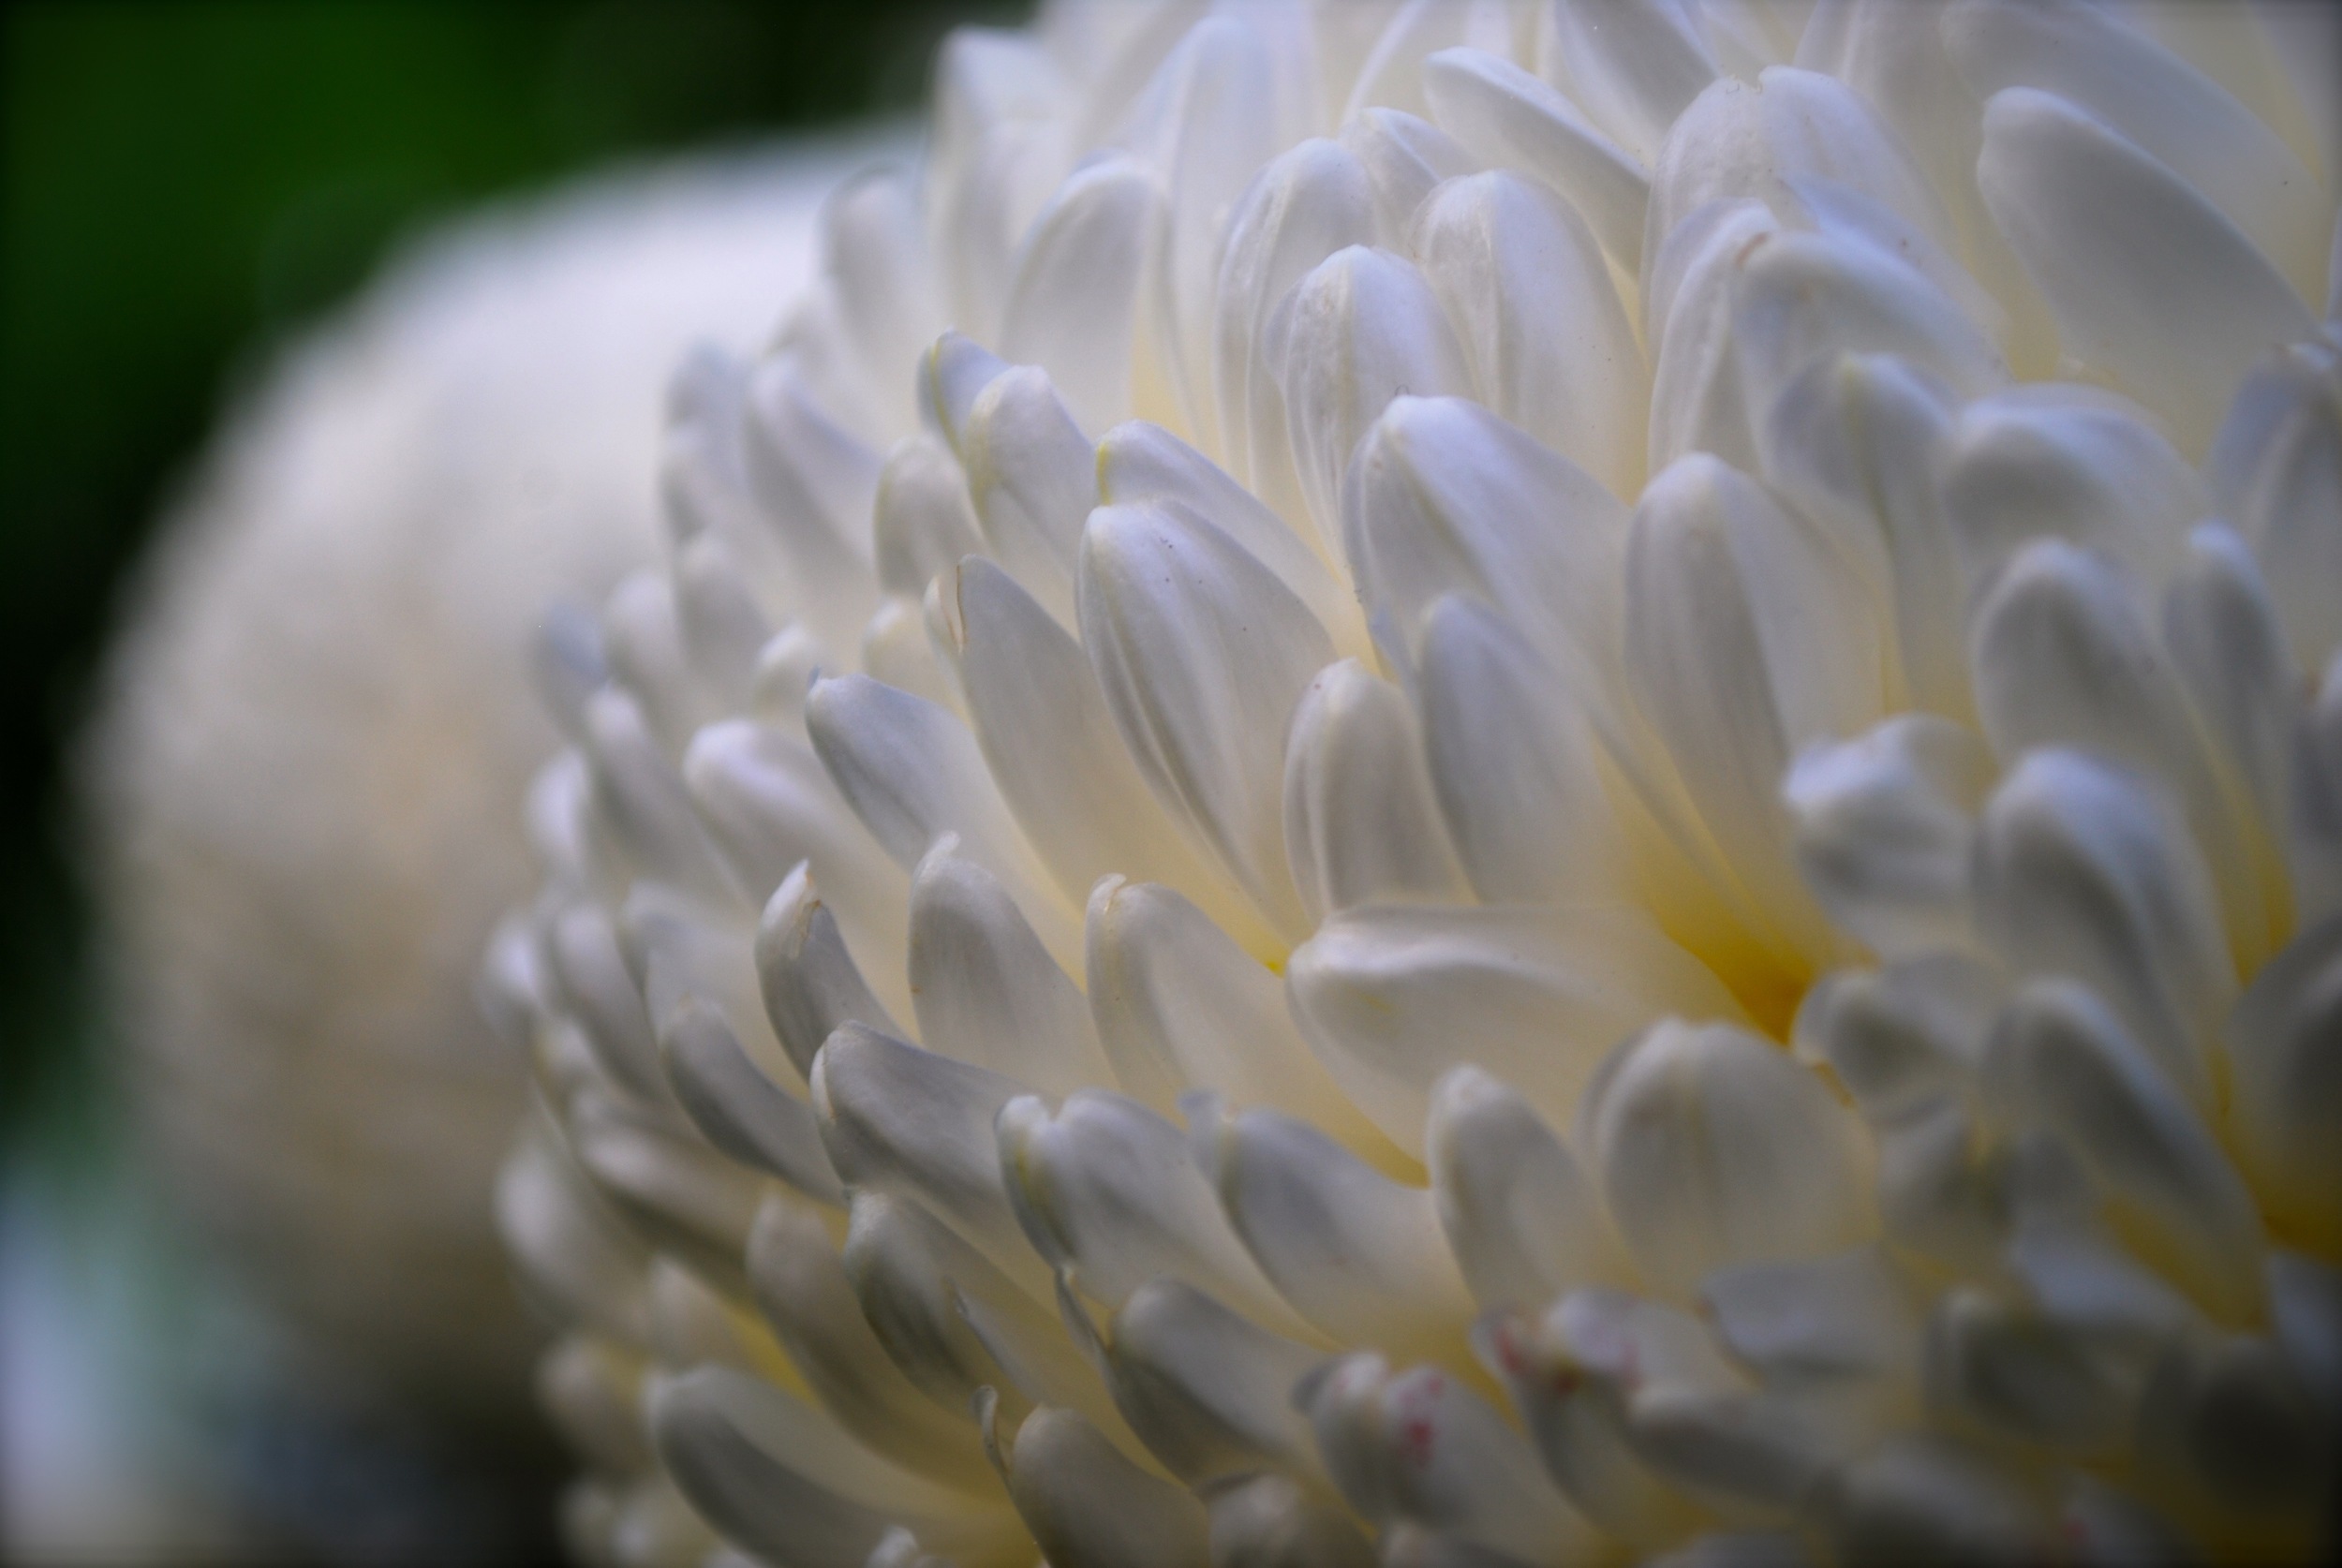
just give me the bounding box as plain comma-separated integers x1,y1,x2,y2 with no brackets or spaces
490,5,2342,1563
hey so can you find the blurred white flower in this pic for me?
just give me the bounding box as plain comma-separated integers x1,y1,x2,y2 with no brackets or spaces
88,141,872,1426
488,4,2342,1564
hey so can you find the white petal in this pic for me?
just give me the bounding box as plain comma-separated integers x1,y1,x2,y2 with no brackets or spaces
1214,140,1379,524
1697,0,1802,76
1630,1530,1812,1568
684,719,908,941
1339,106,1480,247
1785,716,1995,962
754,863,907,1079
958,1310,1147,1475
1412,170,1648,500
1619,1384,1838,1518
738,358,884,653
811,1023,1030,1270
1758,353,1968,720
919,330,1011,455
1209,1106,1476,1358
1474,1294,1713,1549
1134,18,1286,451
930,39,1074,346
1792,0,1990,233
531,597,610,747
1097,419,1369,657
819,169,947,439
605,568,716,756
549,898,664,1102
647,1367,1023,1568
539,1337,651,1475
1000,156,1161,437
624,882,775,1066
749,622,825,730
1699,1246,1922,1383
497,1130,650,1347
1282,659,1467,921
1078,500,1331,939
2223,913,2342,1256
1416,595,1625,905
2294,657,2342,924
1983,978,2266,1325
993,1405,1209,1568
906,841,1108,1097
661,998,840,1203
862,594,958,717
2164,525,2302,949
1867,1098,2008,1277
2207,327,2342,675
839,1191,1052,1418
1100,1279,1328,1487
2002,1214,2200,1350
1343,395,1630,714
1939,382,2207,597
1271,244,1471,553
1204,1472,1375,1568
770,280,894,451
1727,228,2004,443
861,1529,930,1568
1789,954,2001,1126
1084,876,1397,1157
873,434,986,599
1306,1354,1599,1561
566,1088,765,1288
2268,1250,2342,1407
1972,751,2237,1109
956,363,1095,625
674,531,772,712
645,1256,784,1379
953,555,1268,948
804,672,1075,963
1541,0,1718,168
1822,1437,2047,1564
1421,45,1651,274
1646,67,1951,277
1624,453,1883,967
1947,0,2329,303
584,686,732,898
745,1193,991,1489
1922,1286,2139,1457
1582,1020,1875,1297
1978,87,2314,457
1288,901,1745,1160
1645,198,1779,472
1970,540,2264,968
2131,1330,2331,1525
1428,1066,1631,1310
1342,0,1517,125
1780,174,2008,348
997,1090,1299,1331
2332,205,2341,320
1782,21,2057,377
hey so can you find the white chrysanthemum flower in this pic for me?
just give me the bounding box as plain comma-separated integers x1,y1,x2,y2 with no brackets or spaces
487,5,2342,1564
89,143,869,1420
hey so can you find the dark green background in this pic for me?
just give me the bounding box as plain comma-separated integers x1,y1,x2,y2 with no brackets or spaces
0,0,1017,1146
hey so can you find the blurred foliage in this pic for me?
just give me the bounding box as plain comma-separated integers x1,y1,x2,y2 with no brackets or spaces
0,0,1019,1141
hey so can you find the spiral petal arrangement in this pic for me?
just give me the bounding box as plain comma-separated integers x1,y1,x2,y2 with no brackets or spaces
484,5,2342,1564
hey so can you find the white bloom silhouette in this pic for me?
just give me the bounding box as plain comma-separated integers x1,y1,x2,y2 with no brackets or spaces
91,145,858,1423
487,4,2342,1564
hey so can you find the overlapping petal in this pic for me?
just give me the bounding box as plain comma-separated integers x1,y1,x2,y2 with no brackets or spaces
495,6,2342,1564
